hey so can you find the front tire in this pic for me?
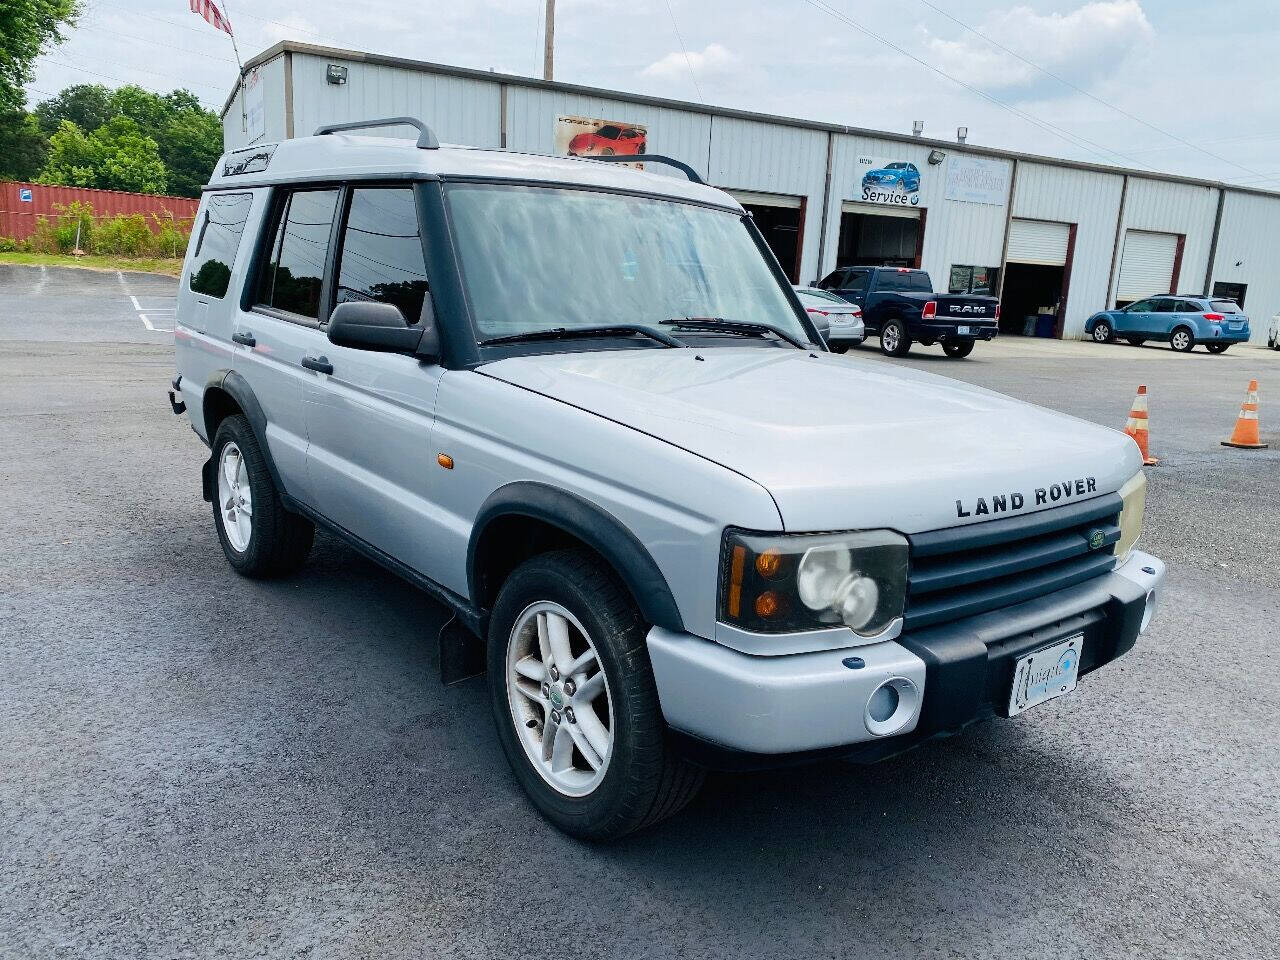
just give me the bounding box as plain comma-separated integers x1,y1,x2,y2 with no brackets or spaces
880,319,911,357
1206,342,1230,354
1125,337,1146,346
942,339,975,358
211,415,314,577
1092,320,1114,343
487,550,703,840
1170,326,1195,352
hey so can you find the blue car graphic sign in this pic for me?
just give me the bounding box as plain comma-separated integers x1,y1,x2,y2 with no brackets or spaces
858,158,921,207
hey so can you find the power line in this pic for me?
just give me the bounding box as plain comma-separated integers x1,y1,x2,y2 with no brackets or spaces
39,57,223,103
912,0,1272,183
797,0,1161,171
76,23,237,65
662,0,704,103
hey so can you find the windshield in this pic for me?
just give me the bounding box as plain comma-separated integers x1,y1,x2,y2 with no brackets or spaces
446,183,809,345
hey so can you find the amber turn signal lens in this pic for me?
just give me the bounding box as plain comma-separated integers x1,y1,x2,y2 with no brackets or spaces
437,453,454,469
754,591,781,618
755,548,783,579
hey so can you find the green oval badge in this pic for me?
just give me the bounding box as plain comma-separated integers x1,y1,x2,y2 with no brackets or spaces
1088,529,1106,551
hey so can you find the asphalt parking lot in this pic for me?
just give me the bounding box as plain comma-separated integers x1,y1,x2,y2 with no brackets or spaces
2,264,1277,959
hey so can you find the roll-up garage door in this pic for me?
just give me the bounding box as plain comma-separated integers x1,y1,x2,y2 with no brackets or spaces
840,200,921,219
1115,229,1178,303
728,189,802,209
1006,219,1070,265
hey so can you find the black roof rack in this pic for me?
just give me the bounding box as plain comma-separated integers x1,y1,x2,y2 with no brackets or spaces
586,153,704,184
313,116,439,149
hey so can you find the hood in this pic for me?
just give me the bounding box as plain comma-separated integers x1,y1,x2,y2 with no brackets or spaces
480,348,1141,534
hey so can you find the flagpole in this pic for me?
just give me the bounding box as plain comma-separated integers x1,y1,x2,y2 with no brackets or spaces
219,0,249,134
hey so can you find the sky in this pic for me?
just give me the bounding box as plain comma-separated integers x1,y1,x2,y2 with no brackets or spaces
27,0,1280,189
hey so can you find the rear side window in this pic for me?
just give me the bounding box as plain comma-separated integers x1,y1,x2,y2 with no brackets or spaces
1210,300,1240,313
335,187,429,322
189,193,252,298
256,189,340,319
878,270,932,293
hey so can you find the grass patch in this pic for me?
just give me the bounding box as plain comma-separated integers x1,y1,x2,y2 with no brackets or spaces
0,251,183,277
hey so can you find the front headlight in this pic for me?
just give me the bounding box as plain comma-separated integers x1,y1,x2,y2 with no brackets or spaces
718,528,908,636
1116,471,1147,563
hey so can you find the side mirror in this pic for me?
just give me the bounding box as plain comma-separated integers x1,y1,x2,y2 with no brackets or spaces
327,301,426,354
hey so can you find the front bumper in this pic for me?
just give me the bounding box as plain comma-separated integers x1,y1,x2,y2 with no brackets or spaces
649,550,1164,762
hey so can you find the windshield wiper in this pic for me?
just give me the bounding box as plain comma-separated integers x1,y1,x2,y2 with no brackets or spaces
479,324,683,348
660,317,809,350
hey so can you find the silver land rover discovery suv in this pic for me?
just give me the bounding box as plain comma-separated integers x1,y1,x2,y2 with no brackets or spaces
171,117,1165,840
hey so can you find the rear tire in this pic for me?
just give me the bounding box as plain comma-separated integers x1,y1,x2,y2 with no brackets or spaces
1170,326,1195,353
942,339,975,358
487,550,704,840
1206,342,1230,354
211,415,314,578
880,319,911,357
828,343,849,354
1092,320,1113,344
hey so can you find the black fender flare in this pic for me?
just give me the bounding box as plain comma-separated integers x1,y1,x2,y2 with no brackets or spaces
468,482,685,633
200,369,286,501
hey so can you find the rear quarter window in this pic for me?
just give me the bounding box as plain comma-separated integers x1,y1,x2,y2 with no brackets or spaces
1210,300,1241,313
189,193,253,298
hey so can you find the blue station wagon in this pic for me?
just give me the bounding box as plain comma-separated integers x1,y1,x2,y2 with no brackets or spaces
1085,295,1250,353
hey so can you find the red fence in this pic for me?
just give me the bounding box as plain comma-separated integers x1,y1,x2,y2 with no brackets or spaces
0,181,200,241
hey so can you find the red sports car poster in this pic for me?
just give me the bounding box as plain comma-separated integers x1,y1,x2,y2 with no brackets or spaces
556,115,647,168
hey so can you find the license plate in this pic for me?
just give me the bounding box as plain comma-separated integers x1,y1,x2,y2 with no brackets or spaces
1008,634,1082,716
957,325,971,335
1230,322,1243,331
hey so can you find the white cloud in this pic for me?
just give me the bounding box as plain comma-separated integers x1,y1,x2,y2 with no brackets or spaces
925,0,1154,100
640,42,740,82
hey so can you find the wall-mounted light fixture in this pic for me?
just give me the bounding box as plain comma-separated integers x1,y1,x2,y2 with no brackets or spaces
326,64,348,85
912,120,924,137
956,126,968,144
928,149,946,165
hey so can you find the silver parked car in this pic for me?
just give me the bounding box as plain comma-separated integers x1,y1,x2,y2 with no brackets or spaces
171,117,1164,839
793,285,865,352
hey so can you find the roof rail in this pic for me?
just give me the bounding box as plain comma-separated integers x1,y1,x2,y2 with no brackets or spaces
586,153,704,184
313,116,440,149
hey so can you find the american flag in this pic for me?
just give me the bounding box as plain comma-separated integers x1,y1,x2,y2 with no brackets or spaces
189,0,233,36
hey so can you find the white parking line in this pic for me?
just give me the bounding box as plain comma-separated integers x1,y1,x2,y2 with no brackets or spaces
117,273,174,334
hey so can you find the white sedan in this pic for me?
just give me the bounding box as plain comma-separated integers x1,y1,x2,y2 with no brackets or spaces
794,286,865,353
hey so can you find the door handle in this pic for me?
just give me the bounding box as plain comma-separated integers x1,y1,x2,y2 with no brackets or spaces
232,330,256,347
301,354,333,375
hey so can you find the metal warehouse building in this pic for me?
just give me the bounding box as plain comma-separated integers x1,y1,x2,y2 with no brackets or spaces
221,41,1280,343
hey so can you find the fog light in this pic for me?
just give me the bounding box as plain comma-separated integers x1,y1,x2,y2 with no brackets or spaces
868,683,899,722
863,677,920,737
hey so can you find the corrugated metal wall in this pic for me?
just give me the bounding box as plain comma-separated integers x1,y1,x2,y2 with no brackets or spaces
1211,190,1280,343
708,117,827,282
0,181,199,241
1012,163,1125,338
224,49,1280,341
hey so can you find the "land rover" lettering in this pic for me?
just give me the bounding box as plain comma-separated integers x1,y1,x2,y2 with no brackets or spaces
956,476,1097,518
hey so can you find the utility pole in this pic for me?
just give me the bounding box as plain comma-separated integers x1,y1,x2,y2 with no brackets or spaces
543,0,555,81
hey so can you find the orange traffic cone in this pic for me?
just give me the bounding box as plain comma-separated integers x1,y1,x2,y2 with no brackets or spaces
1221,379,1268,449
1124,385,1160,465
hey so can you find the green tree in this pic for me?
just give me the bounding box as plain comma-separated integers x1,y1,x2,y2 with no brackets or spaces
0,0,81,112
159,107,223,197
91,115,167,193
39,116,167,193
0,108,48,180
34,82,112,134
38,118,99,187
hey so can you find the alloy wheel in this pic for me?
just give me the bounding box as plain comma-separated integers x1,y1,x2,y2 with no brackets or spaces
506,601,614,797
217,441,253,552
